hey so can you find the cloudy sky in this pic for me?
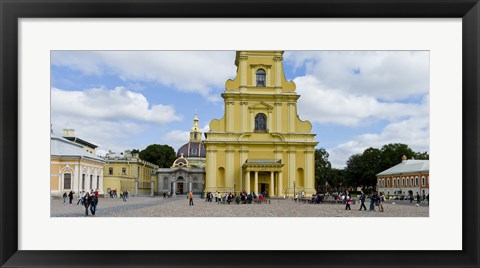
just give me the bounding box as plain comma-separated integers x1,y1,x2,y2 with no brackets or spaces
51,51,429,168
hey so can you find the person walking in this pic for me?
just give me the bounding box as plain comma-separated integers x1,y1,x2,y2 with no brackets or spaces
345,195,352,210
359,193,367,211
77,191,85,205
90,193,97,215
378,192,385,212
369,192,376,211
122,190,127,202
188,191,194,206
62,192,67,204
416,193,421,204
84,192,91,216
68,191,74,204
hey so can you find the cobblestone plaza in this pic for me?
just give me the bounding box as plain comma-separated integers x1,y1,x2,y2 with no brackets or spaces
51,196,428,217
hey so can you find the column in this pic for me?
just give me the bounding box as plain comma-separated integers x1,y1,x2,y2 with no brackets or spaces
134,177,139,196
268,110,272,131
245,171,250,193
270,171,274,197
226,148,234,191
173,180,177,195
239,54,248,92
278,172,283,197
150,177,155,197
250,111,254,131
254,171,259,195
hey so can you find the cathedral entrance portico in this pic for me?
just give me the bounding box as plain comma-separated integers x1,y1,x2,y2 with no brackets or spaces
243,159,284,197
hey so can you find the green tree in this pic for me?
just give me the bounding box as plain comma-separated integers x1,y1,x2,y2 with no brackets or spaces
344,154,363,187
379,143,415,171
139,144,176,168
344,148,382,188
314,148,331,189
131,149,140,154
415,151,429,160
360,147,382,187
328,168,345,189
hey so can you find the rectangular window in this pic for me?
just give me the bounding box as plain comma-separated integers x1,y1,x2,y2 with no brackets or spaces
97,176,100,189
82,174,85,190
63,173,71,189
90,175,93,189
122,167,126,175
109,167,113,175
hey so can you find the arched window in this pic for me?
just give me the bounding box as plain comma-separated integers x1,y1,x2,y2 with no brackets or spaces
415,177,419,186
411,178,414,186
255,113,267,132
256,69,266,87
63,173,72,190
422,176,426,186
387,179,390,187
401,177,405,187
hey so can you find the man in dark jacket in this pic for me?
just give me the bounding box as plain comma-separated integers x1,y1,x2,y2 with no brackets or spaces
359,193,367,211
68,191,74,204
90,194,98,215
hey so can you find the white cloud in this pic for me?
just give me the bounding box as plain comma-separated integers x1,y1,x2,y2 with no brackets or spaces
52,87,181,125
286,51,430,168
51,86,182,154
285,51,429,100
327,115,430,168
51,51,236,100
295,75,428,126
160,130,190,152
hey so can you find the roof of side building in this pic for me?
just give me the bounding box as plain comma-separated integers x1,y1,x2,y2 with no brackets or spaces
51,134,104,162
377,160,429,176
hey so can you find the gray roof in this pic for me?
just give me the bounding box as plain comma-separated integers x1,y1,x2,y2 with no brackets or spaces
377,160,429,176
51,134,104,162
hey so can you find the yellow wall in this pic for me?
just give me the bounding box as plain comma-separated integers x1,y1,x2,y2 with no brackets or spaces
204,51,318,197
50,156,105,196
103,157,158,196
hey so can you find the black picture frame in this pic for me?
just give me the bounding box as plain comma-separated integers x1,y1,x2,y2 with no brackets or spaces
1,0,479,267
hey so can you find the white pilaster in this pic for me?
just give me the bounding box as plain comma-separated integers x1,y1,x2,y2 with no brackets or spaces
245,171,250,193
254,171,259,195
278,172,283,196
270,172,274,197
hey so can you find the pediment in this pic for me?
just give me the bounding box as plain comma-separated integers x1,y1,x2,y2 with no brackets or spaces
248,101,273,111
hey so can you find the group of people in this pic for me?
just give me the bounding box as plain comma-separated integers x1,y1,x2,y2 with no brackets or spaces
310,193,325,204
76,189,99,216
357,192,385,212
204,191,268,205
62,189,99,216
62,191,75,204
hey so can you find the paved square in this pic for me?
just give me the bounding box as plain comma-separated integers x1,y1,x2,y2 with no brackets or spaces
51,196,429,217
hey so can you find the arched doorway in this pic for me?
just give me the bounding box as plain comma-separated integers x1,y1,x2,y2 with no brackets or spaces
177,176,185,194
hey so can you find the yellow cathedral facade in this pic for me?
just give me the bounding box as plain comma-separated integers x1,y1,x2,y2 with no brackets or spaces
204,51,318,197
